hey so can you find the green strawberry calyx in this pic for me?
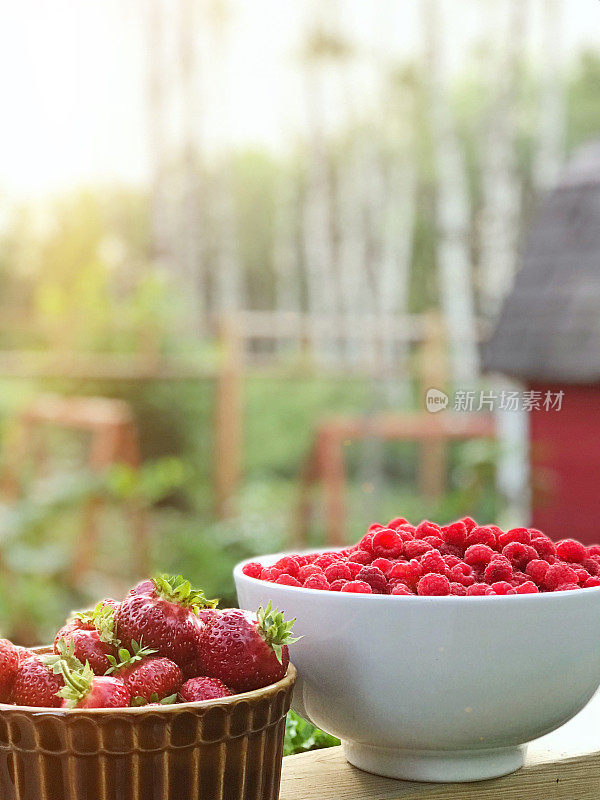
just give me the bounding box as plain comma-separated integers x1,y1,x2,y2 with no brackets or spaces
152,574,218,614
55,661,95,709
256,601,301,665
40,637,84,674
74,601,119,645
105,639,157,675
130,692,178,707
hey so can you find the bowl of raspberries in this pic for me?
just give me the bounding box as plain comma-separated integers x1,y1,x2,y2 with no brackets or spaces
0,574,297,800
235,517,600,783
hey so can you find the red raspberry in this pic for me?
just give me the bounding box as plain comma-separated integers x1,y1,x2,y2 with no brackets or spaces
341,580,373,594
447,562,475,587
303,573,330,590
464,544,495,566
439,543,464,558
530,535,557,560
420,550,446,574
441,521,467,548
347,549,371,565
404,540,433,559
324,562,351,583
582,558,600,576
484,557,513,583
526,559,550,584
417,573,451,596
584,577,600,588
575,568,591,585
372,528,404,559
465,526,498,549
299,564,322,581
358,534,376,554
314,553,338,570
489,581,516,595
367,523,384,533
466,583,489,596
242,562,263,578
588,545,600,557
443,554,462,568
556,583,579,591
294,555,309,567
274,556,300,577
275,574,302,587
388,561,421,589
391,583,413,595
449,582,467,596
511,571,530,586
460,516,477,532
516,581,539,594
543,563,578,591
416,520,442,538
422,536,444,549
502,542,535,568
260,567,283,582
357,566,387,594
329,579,346,591
396,524,416,538
556,539,587,563
371,558,393,575
387,517,409,529
346,560,364,578
498,528,531,548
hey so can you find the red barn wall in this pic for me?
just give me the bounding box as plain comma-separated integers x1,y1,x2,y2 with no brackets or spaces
529,382,600,545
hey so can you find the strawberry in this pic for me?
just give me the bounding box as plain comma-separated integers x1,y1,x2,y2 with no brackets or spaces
0,639,22,702
180,676,232,702
57,662,130,709
117,575,217,674
105,639,182,703
198,602,299,693
12,639,82,707
54,599,120,674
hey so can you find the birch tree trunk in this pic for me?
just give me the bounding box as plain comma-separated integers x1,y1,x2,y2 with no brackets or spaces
478,0,528,322
421,0,480,387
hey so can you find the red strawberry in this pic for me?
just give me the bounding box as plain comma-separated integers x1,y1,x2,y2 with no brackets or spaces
12,640,83,707
117,575,217,674
106,640,182,703
0,639,22,702
198,602,299,693
180,676,232,702
54,600,119,674
57,663,130,709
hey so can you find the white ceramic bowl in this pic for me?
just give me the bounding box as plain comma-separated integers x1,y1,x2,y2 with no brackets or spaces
235,552,600,783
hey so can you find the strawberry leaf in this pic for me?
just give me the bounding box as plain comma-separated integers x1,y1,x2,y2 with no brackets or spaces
56,661,94,708
256,602,301,665
104,638,157,675
152,574,218,614
73,601,119,645
40,637,84,674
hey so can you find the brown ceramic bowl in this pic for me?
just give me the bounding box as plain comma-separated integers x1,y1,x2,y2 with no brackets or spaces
0,647,295,800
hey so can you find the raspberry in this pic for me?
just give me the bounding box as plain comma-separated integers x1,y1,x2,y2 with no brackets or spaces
584,577,600,588
556,539,587,563
449,582,467,596
460,516,477,532
396,524,416,537
502,542,534,568
388,561,421,589
260,567,283,582
387,517,409,529
511,570,530,586
314,553,338,570
391,583,413,595
441,521,467,548
422,536,444,549
498,528,531,548
299,564,322,581
341,580,373,594
489,581,516,595
417,573,451,596
516,581,539,594
404,540,433,559
531,535,557,560
416,520,442,538
275,574,302,587
543,563,578,591
575,568,591,585
346,560,364,578
443,554,462,568
588,545,600,557
242,562,263,578
466,583,489,596
465,526,498,549
439,543,464,558
526,559,550,584
274,556,300,577
582,558,600,576
358,534,376,554
420,550,446,574
303,573,330,590
357,566,387,594
367,523,384,533
371,558,393,575
556,583,579,591
448,562,475,586
347,549,371,565
329,579,346,591
371,528,404,559
324,562,351,583
294,555,309,567
484,557,513,583
464,544,495,566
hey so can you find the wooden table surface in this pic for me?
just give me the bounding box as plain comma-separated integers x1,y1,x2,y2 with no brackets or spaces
279,691,600,800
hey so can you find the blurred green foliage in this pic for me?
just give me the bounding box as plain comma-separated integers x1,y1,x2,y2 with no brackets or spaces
284,711,340,756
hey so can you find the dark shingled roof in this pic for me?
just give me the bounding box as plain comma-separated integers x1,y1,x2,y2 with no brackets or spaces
483,140,600,383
